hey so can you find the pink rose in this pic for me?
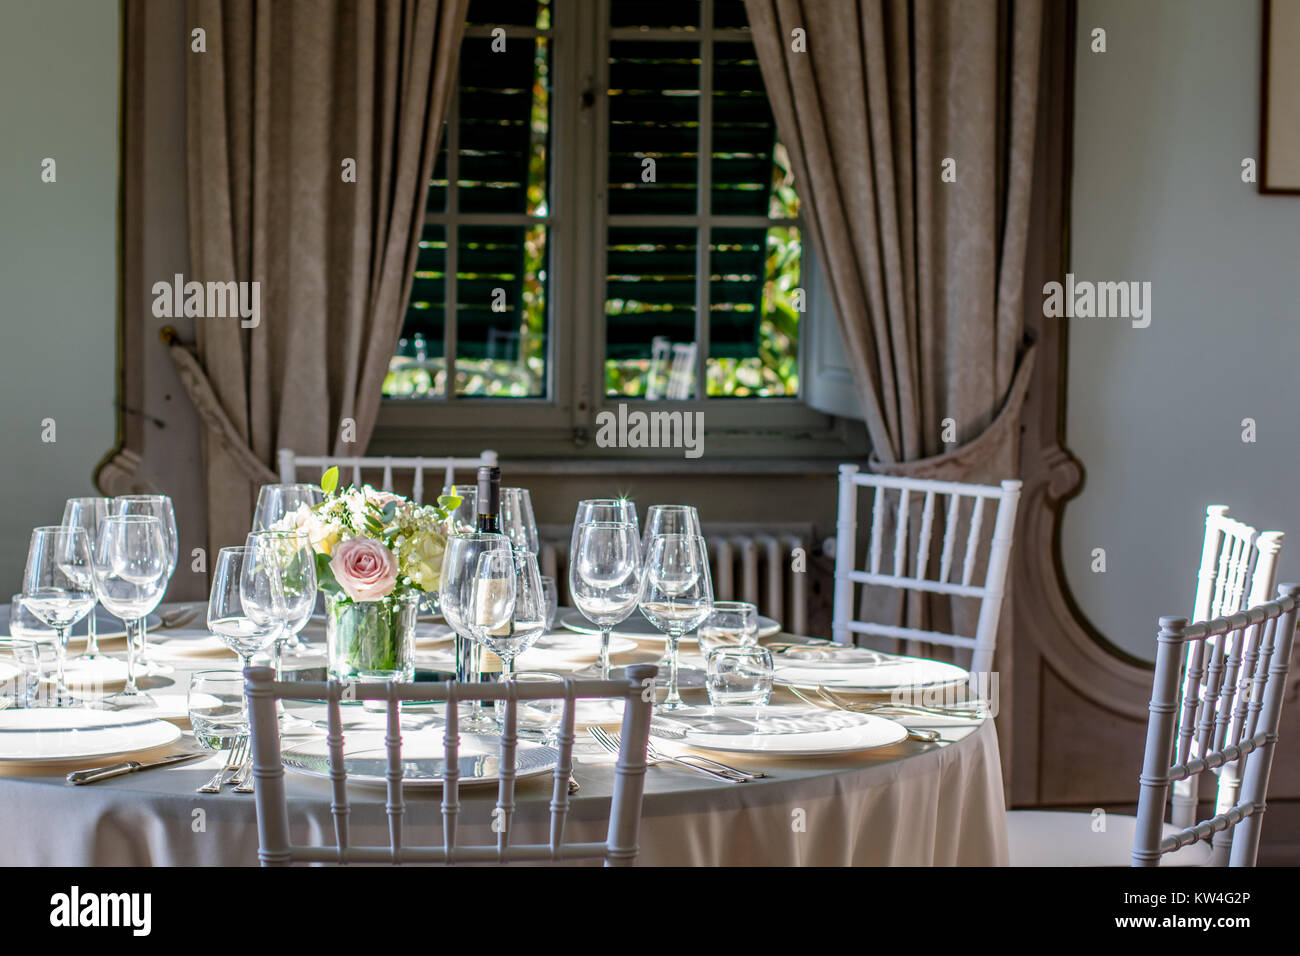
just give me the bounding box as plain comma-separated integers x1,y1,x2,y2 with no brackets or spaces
330,537,398,602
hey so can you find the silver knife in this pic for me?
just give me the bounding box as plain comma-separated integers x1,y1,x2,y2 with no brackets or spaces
66,752,207,785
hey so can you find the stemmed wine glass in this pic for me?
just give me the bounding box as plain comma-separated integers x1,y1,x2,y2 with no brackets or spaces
251,483,323,651
92,515,169,709
570,521,643,680
639,533,714,711
252,483,324,532
440,532,513,732
22,527,97,706
468,548,548,680
246,529,316,674
499,488,540,553
207,546,283,672
571,499,639,558
113,495,178,673
641,504,701,558
61,497,111,661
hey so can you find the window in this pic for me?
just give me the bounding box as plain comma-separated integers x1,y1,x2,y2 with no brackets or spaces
375,0,852,457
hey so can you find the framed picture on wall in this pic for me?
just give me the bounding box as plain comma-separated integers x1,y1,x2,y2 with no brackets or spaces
1261,0,1300,193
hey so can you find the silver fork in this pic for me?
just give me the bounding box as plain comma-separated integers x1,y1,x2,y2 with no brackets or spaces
231,749,255,792
197,737,248,794
643,723,768,779
589,727,752,783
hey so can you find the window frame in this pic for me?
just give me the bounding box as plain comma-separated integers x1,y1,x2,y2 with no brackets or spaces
371,0,864,461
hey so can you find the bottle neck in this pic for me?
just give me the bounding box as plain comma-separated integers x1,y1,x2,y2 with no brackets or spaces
475,478,500,533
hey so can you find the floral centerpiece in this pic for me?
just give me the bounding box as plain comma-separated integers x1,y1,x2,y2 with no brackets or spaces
272,466,460,682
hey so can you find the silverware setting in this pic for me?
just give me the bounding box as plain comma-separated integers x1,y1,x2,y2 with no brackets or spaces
787,685,981,736
589,726,763,783
197,736,249,793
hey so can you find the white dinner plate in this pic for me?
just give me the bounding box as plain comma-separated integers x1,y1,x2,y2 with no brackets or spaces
0,708,182,763
560,610,782,643
649,704,908,756
60,657,132,690
772,647,969,694
151,631,239,660
528,631,638,660
282,730,558,788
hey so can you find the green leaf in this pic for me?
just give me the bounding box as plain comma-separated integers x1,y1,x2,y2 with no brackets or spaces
320,465,339,494
437,493,462,513
315,550,342,595
381,501,398,522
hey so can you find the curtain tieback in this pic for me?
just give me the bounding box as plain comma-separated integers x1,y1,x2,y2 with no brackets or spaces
161,327,278,485
868,344,1038,481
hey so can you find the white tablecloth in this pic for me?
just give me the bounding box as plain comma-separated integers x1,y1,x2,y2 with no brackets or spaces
0,606,1008,866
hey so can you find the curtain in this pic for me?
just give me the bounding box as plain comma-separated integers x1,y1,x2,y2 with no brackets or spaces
182,0,467,555
743,0,1045,783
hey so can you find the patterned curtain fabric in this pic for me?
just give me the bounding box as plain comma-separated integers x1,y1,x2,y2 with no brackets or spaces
743,0,1046,784
182,0,467,554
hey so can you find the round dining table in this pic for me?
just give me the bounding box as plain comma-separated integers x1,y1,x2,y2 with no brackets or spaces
0,603,1008,866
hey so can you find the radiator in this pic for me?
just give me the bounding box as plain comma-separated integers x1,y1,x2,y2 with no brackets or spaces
539,523,810,635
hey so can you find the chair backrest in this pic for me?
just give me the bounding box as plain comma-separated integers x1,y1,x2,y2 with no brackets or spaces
830,464,1022,678
1133,585,1300,866
244,664,658,866
277,449,498,504
644,337,696,400
1172,506,1284,840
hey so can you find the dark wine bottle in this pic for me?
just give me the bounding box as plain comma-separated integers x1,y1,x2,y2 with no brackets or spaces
475,465,501,534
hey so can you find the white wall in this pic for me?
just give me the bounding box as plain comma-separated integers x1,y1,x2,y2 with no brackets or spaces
1063,0,1300,660
0,0,119,592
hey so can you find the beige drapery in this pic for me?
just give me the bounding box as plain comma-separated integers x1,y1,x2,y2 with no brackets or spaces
182,0,467,554
743,0,1045,783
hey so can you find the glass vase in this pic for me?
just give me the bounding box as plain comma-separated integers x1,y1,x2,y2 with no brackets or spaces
325,592,418,684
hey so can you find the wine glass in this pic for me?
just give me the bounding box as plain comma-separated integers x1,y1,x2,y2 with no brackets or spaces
113,495,179,673
440,532,513,731
570,521,643,680
21,527,96,706
462,549,517,680
639,533,713,711
92,515,169,709
641,504,701,558
61,497,111,661
252,483,324,532
246,529,316,677
251,485,323,648
499,488,540,553
469,548,548,680
570,499,638,559
207,546,283,671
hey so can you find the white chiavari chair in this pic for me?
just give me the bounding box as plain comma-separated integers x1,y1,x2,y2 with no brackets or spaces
1008,508,1286,866
1133,585,1300,866
1172,507,1283,858
830,465,1022,681
244,664,658,866
277,448,497,504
